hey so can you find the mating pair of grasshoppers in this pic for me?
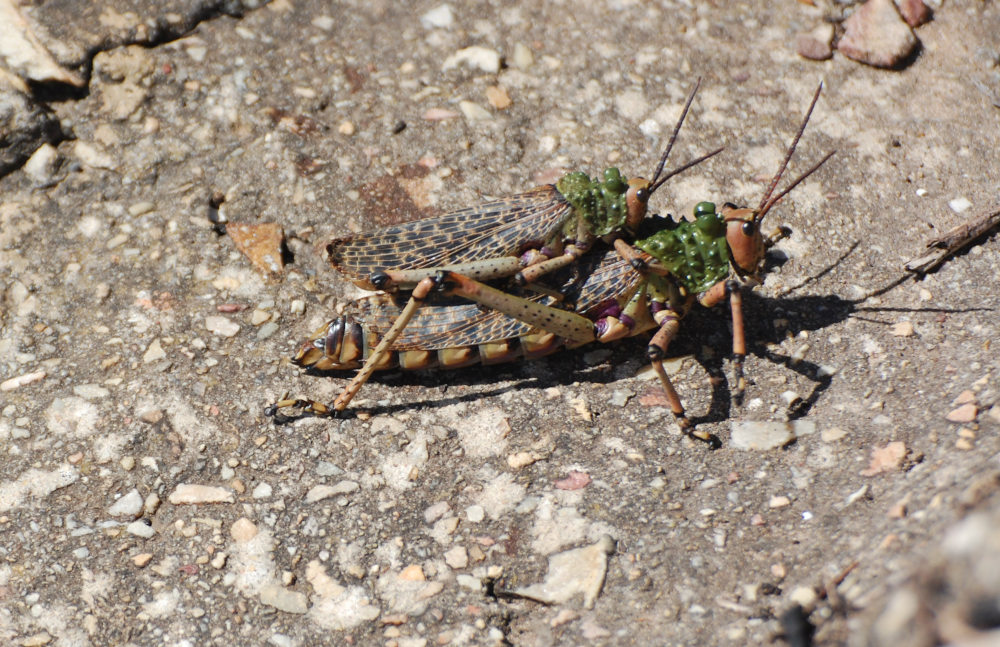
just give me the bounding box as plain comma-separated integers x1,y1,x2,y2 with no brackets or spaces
268,82,834,446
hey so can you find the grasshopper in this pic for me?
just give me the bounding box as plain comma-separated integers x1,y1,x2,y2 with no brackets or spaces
270,85,832,445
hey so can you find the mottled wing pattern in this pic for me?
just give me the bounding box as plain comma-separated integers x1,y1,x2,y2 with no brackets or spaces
328,185,571,283
568,249,644,317
347,293,545,351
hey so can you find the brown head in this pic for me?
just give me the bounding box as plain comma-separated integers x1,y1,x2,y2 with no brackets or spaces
721,204,765,278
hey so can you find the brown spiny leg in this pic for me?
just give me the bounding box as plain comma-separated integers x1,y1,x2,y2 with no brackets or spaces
727,280,747,405
647,309,720,448
698,278,748,407
433,271,598,344
331,274,440,411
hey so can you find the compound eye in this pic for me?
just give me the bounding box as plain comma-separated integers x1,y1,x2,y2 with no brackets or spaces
636,188,650,204
741,221,756,237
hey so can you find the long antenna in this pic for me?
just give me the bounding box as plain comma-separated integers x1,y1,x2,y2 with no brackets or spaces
756,150,836,222
650,146,724,194
648,78,702,189
754,82,824,221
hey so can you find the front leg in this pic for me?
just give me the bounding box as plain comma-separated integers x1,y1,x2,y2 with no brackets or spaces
727,280,747,405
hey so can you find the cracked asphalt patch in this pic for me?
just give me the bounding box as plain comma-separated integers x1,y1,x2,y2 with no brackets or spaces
2,1,999,645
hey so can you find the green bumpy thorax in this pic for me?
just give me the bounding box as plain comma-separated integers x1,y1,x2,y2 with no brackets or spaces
635,201,731,294
555,168,630,237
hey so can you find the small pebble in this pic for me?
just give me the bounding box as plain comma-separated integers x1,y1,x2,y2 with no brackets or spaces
444,546,468,569
139,409,163,424
862,441,907,476
888,501,908,518
459,100,492,121
24,143,59,181
420,4,453,29
144,492,161,516
838,0,918,68
554,471,591,490
948,197,972,213
730,421,795,450
0,370,46,391
953,390,976,405
897,0,932,27
73,384,109,400
133,553,153,567
205,316,240,338
128,202,155,216
507,451,544,469
230,518,258,542
465,505,485,523
399,564,426,581
143,339,166,363
946,403,978,423
442,46,501,73
256,322,280,340
259,584,308,614
252,483,273,499
311,15,335,30
821,427,848,443
769,495,791,509
891,321,915,336
423,107,461,121
126,520,156,538
168,483,235,504
486,85,512,110
108,489,144,518
796,24,834,60
512,42,534,69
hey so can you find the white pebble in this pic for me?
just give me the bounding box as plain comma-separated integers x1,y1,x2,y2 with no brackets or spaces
1,370,46,392
948,197,972,213
443,46,501,74
465,504,485,523
459,100,492,122
168,483,234,504
126,520,156,538
205,316,240,337
108,489,144,518
421,4,454,29
24,143,59,181
512,42,534,69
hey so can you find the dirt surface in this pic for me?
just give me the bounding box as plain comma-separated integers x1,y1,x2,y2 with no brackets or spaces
2,1,1000,645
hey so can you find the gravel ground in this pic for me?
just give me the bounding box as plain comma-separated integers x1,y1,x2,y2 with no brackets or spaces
2,1,1000,645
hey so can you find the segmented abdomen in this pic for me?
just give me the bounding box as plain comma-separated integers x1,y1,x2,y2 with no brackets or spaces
293,247,650,372
292,307,566,372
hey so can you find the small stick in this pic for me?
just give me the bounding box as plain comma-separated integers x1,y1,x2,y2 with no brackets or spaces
905,203,1000,274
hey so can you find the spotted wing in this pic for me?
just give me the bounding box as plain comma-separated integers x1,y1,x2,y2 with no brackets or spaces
329,185,572,285
565,248,644,318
